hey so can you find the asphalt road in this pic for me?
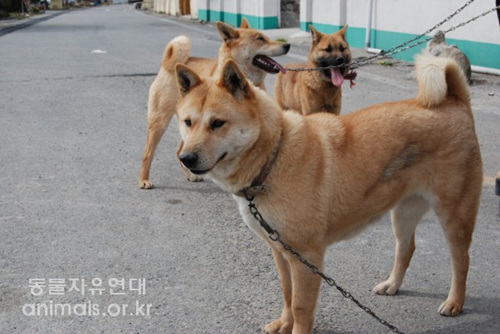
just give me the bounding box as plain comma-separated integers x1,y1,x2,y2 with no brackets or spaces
1,5,499,334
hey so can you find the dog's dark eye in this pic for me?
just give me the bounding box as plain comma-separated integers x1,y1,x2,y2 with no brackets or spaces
256,36,265,42
184,119,192,127
324,44,333,53
339,44,345,52
211,119,226,130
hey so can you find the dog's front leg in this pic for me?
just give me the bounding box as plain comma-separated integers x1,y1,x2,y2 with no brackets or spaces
265,248,323,334
288,250,324,334
289,252,323,334
265,250,294,334
298,87,317,116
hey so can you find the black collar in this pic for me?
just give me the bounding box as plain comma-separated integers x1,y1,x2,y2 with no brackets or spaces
235,131,282,199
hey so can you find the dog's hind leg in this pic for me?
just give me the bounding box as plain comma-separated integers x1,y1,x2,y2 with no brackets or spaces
138,109,172,189
374,194,430,295
434,195,478,316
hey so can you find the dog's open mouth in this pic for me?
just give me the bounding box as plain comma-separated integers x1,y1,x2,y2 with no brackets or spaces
189,152,227,175
330,68,345,87
253,55,287,74
323,67,357,88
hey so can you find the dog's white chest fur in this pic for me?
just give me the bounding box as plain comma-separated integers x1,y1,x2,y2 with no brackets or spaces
233,195,275,243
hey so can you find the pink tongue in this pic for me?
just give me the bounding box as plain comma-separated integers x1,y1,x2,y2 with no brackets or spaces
330,68,344,87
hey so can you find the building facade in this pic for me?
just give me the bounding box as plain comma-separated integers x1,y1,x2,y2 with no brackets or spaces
150,0,500,70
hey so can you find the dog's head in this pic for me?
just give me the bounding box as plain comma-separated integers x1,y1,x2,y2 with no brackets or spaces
427,30,447,56
308,25,351,87
216,18,290,84
175,59,270,186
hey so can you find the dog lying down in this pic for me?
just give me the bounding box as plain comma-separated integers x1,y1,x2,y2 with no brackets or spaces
174,53,482,334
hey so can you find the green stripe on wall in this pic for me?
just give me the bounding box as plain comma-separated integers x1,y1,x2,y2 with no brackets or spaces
451,39,500,70
198,9,278,29
300,21,312,31
300,22,500,69
370,29,428,61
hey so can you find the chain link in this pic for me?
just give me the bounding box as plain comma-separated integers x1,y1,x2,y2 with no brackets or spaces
285,0,499,73
242,190,406,334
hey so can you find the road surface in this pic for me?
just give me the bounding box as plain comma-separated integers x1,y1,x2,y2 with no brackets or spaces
1,5,499,334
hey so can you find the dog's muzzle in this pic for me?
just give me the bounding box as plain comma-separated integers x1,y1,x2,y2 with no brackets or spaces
318,56,349,87
179,152,198,168
252,44,290,74
179,151,227,175
180,152,208,175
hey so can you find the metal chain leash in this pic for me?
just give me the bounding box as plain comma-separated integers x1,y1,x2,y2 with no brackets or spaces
352,0,477,66
243,189,406,334
285,0,500,72
356,3,500,68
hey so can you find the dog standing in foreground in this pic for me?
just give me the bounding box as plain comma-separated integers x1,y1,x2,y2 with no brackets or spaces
138,18,290,189
274,25,354,115
174,52,482,334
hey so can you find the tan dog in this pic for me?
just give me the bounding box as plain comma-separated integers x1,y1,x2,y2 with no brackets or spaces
138,18,289,189
174,53,482,333
274,25,354,115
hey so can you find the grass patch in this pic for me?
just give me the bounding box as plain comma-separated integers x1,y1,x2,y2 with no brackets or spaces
378,61,394,67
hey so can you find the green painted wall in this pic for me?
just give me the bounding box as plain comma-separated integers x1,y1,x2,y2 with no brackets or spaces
300,22,499,69
198,9,278,29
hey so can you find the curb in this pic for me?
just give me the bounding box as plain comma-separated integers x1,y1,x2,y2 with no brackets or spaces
0,10,65,37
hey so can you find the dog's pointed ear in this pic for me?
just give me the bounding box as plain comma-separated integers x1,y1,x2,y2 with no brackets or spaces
240,17,250,29
309,25,323,45
338,24,348,41
175,64,202,96
217,21,240,44
218,59,253,100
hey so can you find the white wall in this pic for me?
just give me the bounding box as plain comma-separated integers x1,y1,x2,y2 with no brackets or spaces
371,0,499,45
299,0,499,68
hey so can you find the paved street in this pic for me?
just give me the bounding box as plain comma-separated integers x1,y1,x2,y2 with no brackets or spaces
1,5,499,334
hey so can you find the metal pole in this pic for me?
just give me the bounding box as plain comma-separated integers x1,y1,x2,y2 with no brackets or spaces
366,0,374,48
496,171,500,217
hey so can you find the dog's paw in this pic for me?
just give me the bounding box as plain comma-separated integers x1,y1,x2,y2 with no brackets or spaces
373,279,400,296
438,299,463,317
264,319,293,334
139,180,154,189
186,174,203,182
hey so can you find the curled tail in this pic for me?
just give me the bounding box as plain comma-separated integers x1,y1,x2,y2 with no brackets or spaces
162,35,191,72
415,52,470,109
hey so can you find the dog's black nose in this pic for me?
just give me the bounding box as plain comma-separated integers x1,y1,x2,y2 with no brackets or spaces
334,56,345,66
283,43,291,52
179,152,198,169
